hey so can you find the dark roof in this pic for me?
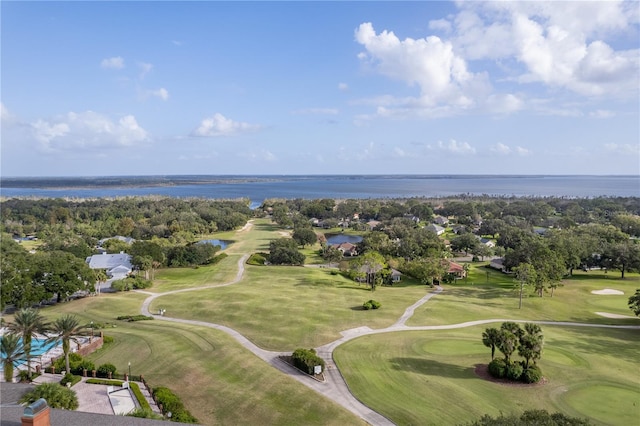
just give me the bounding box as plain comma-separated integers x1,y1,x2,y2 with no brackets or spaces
1,382,194,426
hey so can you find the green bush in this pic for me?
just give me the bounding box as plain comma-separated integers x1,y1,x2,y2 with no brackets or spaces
487,358,506,379
20,382,78,410
521,365,543,383
53,353,83,374
247,253,267,266
86,379,123,386
363,300,381,310
130,382,151,411
127,408,164,420
506,362,524,381
112,276,152,291
209,252,228,265
72,359,95,375
102,335,114,344
291,348,325,375
60,373,81,387
153,386,198,423
97,363,117,378
116,315,154,322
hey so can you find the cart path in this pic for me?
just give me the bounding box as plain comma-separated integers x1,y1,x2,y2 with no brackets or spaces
137,229,640,426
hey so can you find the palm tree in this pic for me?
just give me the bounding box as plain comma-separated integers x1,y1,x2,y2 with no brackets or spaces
481,327,500,360
7,308,48,379
46,314,87,374
1,333,25,382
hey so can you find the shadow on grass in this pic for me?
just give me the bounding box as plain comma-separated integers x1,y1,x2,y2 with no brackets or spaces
390,357,475,379
549,326,640,364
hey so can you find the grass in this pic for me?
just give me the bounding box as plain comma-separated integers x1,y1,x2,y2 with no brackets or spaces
333,326,640,426
29,294,363,426
13,218,640,425
407,263,640,326
152,264,429,350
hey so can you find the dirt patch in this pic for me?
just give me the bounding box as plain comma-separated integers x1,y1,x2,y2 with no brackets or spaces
279,355,325,382
591,289,624,295
474,364,547,387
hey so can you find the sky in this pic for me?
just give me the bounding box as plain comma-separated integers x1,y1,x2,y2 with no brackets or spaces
1,1,639,177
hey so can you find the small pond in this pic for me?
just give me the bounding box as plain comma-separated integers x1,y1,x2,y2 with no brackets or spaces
325,234,363,245
198,239,232,250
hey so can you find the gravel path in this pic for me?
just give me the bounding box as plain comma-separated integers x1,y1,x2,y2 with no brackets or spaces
136,222,640,426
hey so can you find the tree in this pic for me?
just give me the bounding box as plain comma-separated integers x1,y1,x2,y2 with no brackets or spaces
292,228,317,247
514,263,537,309
46,314,87,374
496,323,522,364
629,289,640,316
20,382,79,410
450,233,479,255
7,308,48,379
351,251,387,291
602,240,640,279
268,238,306,265
482,328,500,360
519,323,544,368
1,333,25,382
322,245,343,264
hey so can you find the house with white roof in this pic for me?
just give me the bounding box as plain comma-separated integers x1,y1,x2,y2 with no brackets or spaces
86,252,133,279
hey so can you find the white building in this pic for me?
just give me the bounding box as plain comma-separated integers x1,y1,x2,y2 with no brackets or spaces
86,252,133,279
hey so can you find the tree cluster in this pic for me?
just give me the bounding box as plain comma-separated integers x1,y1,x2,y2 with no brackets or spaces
482,322,544,383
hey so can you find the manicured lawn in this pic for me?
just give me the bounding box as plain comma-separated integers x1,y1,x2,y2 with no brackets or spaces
333,326,640,425
152,264,429,350
29,294,364,426
407,264,640,326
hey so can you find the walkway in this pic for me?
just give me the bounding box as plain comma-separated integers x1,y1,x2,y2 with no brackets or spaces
137,222,640,426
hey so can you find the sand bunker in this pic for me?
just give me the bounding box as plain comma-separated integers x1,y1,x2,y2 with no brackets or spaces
595,312,638,319
591,289,624,295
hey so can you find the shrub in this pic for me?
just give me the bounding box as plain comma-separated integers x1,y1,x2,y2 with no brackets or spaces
153,386,198,423
60,373,81,387
53,352,83,373
363,301,373,310
247,253,268,265
17,370,31,382
102,335,114,344
521,365,543,384
72,359,95,375
368,299,381,309
487,358,506,379
291,348,325,375
97,363,117,378
209,252,228,265
20,382,78,410
86,379,123,386
127,408,164,420
130,382,151,411
506,362,524,381
116,315,154,322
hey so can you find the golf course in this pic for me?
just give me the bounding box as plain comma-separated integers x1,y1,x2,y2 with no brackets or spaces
32,218,640,425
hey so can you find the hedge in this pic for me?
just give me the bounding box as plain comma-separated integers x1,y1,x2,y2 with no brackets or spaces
153,386,198,423
291,348,325,375
86,379,124,386
129,382,151,411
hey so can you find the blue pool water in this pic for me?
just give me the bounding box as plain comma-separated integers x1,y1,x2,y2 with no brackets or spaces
0,337,60,368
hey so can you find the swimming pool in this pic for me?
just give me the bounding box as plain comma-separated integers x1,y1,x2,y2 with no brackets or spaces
0,336,60,367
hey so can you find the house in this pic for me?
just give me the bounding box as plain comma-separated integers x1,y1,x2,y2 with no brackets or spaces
86,252,133,279
426,224,445,236
478,237,495,248
433,215,449,225
490,257,507,272
98,236,135,246
390,269,402,283
332,242,358,257
366,220,382,230
447,260,466,279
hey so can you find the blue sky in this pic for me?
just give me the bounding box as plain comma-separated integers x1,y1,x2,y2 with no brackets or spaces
1,1,639,176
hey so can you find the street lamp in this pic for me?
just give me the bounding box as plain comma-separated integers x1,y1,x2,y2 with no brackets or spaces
128,362,131,381
90,321,94,342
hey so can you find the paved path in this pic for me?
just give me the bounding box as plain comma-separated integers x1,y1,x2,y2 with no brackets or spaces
137,222,640,426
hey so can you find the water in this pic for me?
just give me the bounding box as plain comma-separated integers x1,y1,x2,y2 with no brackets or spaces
1,175,638,202
325,234,363,245
0,337,60,368
198,239,232,250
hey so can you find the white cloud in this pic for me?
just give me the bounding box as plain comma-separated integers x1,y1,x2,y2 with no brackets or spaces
338,82,349,91
149,88,169,101
429,139,476,154
239,149,276,162
516,146,532,156
604,143,640,155
292,108,338,115
429,18,452,34
30,111,148,151
589,109,615,118
138,62,153,79
355,22,490,108
485,93,524,114
490,143,512,154
1,102,17,124
100,56,125,69
192,113,260,137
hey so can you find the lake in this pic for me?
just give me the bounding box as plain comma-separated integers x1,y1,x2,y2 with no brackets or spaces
325,234,363,245
198,239,232,250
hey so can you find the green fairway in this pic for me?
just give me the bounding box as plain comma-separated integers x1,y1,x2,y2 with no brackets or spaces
29,294,364,426
152,264,429,350
407,264,640,327
333,326,640,426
